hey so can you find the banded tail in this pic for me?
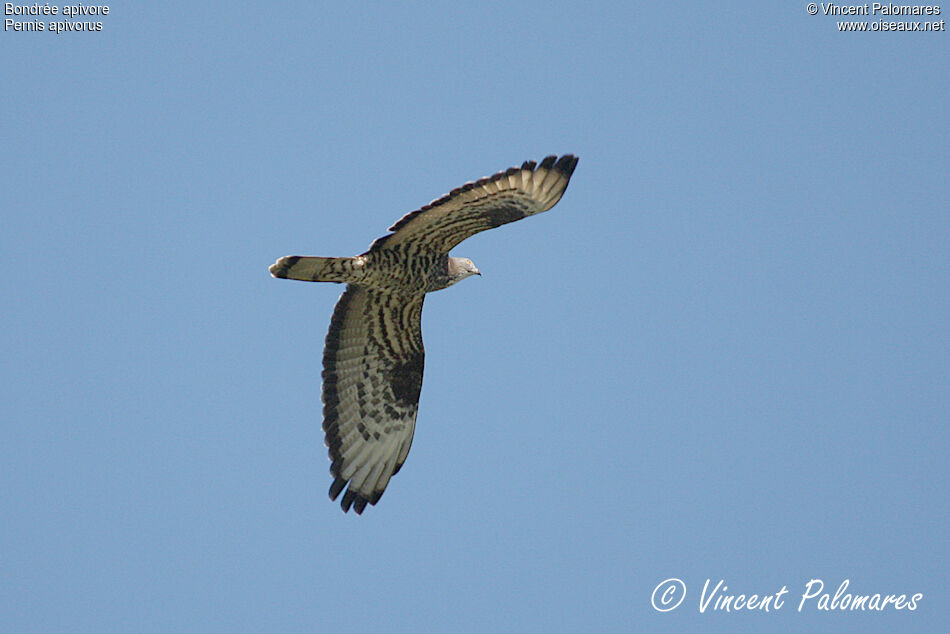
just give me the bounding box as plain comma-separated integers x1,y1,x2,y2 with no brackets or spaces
269,256,365,283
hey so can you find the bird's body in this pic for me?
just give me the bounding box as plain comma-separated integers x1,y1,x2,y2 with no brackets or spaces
271,250,475,294
270,155,578,513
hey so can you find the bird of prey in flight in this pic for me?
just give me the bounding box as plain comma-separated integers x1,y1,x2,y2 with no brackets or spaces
269,155,578,514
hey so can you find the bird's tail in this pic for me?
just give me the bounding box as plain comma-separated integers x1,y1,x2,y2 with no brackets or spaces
269,256,364,283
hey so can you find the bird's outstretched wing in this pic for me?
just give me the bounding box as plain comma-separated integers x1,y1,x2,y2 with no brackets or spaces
322,285,425,514
367,154,578,254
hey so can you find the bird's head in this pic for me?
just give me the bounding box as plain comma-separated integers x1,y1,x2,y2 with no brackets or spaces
446,257,481,286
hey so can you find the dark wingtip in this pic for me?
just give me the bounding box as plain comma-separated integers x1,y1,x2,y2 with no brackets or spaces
554,154,579,177
527,154,578,178
340,488,372,515
329,477,347,501
340,488,356,513
329,476,383,514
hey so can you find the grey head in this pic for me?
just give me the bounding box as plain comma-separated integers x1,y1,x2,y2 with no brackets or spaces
446,257,481,287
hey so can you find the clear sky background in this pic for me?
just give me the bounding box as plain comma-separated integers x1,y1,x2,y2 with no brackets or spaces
2,2,947,632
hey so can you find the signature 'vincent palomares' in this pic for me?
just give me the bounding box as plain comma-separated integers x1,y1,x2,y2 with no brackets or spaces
269,155,578,514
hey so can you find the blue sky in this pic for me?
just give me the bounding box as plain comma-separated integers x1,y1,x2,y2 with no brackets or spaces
2,2,947,632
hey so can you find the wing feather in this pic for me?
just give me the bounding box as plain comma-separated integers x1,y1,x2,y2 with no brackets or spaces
322,285,425,514
366,154,578,254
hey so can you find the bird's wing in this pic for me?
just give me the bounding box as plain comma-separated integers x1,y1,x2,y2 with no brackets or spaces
367,154,578,254
322,284,425,514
